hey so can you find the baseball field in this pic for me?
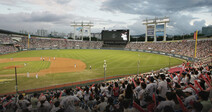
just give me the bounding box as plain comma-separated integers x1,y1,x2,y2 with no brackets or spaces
0,49,183,94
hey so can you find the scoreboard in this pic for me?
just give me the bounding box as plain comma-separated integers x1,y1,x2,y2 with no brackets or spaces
101,29,129,42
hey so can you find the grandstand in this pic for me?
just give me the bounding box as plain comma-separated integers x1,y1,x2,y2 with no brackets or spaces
0,29,211,112
0,29,211,59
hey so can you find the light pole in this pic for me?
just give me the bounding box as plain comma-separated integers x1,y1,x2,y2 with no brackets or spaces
103,60,107,82
137,54,140,75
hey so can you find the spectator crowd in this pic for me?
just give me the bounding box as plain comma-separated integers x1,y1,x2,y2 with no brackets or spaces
0,45,17,54
0,34,103,54
0,34,211,59
0,62,211,112
0,34,13,44
20,37,103,49
0,34,17,54
126,39,212,58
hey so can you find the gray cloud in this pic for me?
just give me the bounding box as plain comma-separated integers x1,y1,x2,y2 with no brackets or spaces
54,0,72,4
167,13,206,35
0,0,18,6
24,11,69,22
101,0,212,16
0,11,73,24
126,13,206,35
0,11,75,33
0,11,206,35
0,11,129,34
127,20,145,35
0,0,210,35
100,0,210,35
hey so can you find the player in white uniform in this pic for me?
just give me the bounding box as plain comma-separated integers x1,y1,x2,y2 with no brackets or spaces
36,73,38,79
27,72,29,78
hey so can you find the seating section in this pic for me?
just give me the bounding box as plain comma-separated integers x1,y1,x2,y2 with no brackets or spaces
126,40,212,58
0,34,13,44
0,35,103,54
19,37,103,49
0,45,17,54
1,34,211,59
0,62,211,112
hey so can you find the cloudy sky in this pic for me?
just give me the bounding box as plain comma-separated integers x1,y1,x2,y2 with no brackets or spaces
0,0,212,35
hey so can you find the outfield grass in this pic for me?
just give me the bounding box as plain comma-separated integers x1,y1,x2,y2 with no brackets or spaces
0,49,183,94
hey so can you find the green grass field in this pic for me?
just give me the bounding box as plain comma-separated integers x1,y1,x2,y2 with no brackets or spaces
0,61,50,75
0,49,183,94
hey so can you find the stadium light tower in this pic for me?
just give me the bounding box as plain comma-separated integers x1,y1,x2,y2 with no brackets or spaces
70,21,94,41
103,60,107,82
142,17,170,42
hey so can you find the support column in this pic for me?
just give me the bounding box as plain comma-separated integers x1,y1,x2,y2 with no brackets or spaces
73,26,76,40
163,23,166,41
143,17,169,43
145,25,148,42
154,23,156,42
82,22,84,41
128,30,130,42
89,26,91,41
71,21,93,41
82,26,84,41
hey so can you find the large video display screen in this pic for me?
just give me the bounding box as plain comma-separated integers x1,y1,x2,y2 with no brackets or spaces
102,30,129,41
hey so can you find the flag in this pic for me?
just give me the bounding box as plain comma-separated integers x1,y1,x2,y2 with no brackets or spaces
28,34,31,39
28,33,30,49
194,30,198,58
193,32,196,40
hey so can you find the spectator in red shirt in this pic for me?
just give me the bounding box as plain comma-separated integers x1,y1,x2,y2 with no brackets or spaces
113,82,120,97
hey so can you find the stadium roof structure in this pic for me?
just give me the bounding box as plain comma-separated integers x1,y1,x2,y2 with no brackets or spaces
0,29,22,35
0,29,50,38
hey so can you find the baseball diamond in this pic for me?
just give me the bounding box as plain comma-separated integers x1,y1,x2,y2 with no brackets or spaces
0,49,183,94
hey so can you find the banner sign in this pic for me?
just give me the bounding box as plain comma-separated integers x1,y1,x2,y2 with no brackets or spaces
147,25,154,36
156,25,164,36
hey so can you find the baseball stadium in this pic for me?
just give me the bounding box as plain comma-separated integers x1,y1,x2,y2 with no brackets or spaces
0,0,212,112
0,30,186,94
0,27,211,111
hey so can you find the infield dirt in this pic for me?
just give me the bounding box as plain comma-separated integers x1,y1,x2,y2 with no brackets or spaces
0,57,86,77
